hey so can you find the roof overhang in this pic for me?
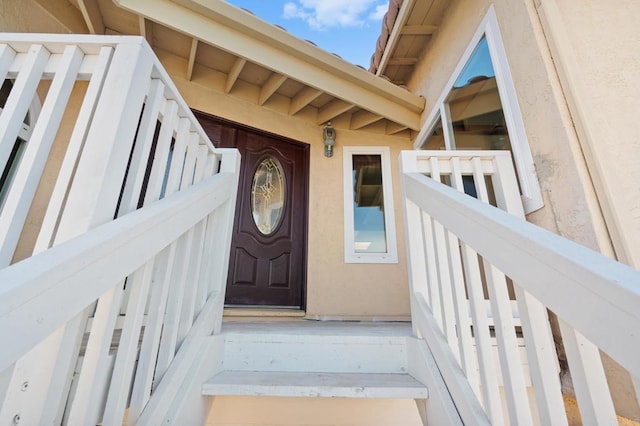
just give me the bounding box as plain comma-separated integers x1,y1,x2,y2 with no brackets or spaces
73,0,425,135
371,0,450,85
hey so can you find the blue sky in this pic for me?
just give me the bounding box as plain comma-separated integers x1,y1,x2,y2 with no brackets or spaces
225,0,389,69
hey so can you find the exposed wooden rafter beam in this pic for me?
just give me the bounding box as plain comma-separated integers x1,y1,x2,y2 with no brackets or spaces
388,58,418,66
376,0,416,76
289,87,322,115
350,111,383,130
113,0,424,130
225,57,246,93
401,25,438,36
187,38,198,80
77,0,105,35
139,16,153,46
317,100,354,125
386,122,408,135
259,73,287,105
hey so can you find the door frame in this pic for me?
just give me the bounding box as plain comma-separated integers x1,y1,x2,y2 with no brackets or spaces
193,110,309,310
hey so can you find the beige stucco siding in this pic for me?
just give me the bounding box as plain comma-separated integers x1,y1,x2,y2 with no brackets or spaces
0,0,87,34
207,396,422,426
535,0,640,269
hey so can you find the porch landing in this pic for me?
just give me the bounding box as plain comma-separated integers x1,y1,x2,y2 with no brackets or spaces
203,321,428,400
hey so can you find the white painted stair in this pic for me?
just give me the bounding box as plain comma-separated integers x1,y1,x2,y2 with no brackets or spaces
202,321,429,399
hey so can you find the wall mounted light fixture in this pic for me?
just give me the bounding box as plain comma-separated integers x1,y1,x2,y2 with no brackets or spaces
323,122,336,157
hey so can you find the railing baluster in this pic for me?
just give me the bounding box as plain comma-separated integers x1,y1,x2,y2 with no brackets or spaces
0,44,17,83
211,149,241,333
153,118,195,384
118,78,165,211
446,158,480,394
460,244,505,423
479,156,567,423
128,245,176,423
163,117,191,196
142,99,178,204
0,44,49,182
559,321,617,424
66,283,126,424
467,156,534,424
420,212,439,311
179,217,207,344
429,158,459,359
34,46,114,252
102,259,155,426
154,229,193,386
194,147,216,313
177,135,205,345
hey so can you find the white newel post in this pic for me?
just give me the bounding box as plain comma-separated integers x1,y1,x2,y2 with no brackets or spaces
210,149,241,334
0,39,153,425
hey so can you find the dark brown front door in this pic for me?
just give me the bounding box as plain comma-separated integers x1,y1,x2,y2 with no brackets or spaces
195,112,309,308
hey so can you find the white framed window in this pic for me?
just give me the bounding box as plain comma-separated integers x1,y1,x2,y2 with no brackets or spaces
343,146,398,263
415,6,544,213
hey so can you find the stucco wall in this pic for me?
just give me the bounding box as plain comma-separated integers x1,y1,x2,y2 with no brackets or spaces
207,396,422,426
164,55,414,320
405,0,638,419
0,0,87,34
534,0,640,269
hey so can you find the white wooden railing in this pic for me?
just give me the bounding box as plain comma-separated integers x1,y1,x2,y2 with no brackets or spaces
400,150,640,425
0,34,240,425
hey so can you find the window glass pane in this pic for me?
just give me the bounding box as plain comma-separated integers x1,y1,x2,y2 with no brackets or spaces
352,154,387,253
447,37,512,153
252,157,285,235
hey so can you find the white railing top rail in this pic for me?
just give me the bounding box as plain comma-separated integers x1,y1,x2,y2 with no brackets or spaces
402,159,640,378
0,171,234,372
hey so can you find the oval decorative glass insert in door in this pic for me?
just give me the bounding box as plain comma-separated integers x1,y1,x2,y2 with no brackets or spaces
251,157,285,235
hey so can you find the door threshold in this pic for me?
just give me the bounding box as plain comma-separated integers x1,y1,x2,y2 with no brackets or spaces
223,307,306,320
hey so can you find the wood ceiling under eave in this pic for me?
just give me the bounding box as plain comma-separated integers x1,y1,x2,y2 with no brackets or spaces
375,0,450,86
69,0,425,138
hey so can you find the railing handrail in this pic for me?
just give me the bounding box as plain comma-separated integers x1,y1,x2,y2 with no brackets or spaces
0,171,234,372
403,170,640,378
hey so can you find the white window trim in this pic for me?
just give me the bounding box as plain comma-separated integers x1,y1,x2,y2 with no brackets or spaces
415,6,544,213
343,146,398,264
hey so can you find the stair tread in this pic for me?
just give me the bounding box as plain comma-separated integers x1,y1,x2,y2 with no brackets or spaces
203,371,428,399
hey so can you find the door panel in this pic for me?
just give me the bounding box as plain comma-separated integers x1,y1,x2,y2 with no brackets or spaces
195,112,308,308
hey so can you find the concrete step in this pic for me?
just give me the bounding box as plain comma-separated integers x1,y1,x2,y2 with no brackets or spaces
202,371,429,399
